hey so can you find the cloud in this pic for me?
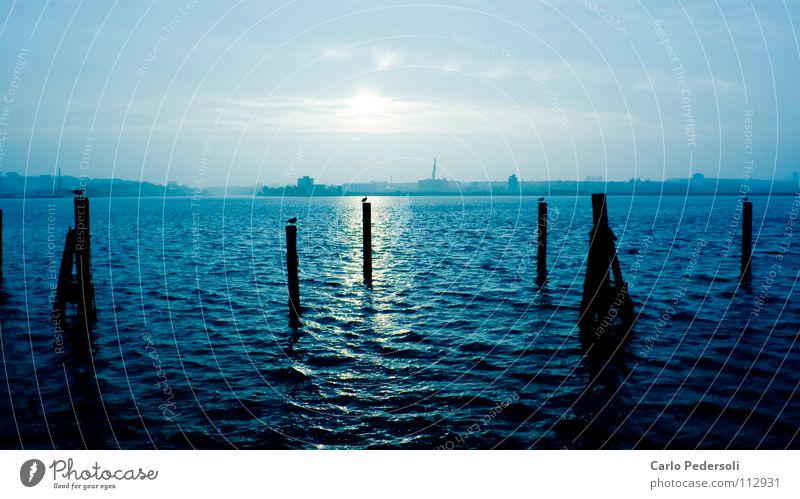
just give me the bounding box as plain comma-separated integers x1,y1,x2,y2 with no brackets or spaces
193,93,636,138
372,48,405,70
320,43,352,60
439,60,462,73
479,65,514,80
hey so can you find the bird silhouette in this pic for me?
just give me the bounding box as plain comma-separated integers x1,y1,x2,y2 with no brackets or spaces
538,197,544,202
361,196,368,203
744,196,749,202
70,188,85,195
286,217,297,224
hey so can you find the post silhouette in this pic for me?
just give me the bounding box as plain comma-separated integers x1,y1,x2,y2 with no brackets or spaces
0,209,3,279
54,194,96,323
285,224,300,318
73,195,96,322
362,202,372,285
537,201,547,284
578,194,634,339
742,200,752,281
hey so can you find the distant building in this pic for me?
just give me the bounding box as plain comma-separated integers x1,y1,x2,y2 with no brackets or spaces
418,157,451,193
585,175,603,182
297,175,314,195
348,181,393,194
508,174,519,193
417,178,451,193
691,172,705,185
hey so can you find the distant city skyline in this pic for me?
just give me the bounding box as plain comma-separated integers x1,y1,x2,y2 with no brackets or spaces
3,164,799,189
4,167,796,199
0,2,798,186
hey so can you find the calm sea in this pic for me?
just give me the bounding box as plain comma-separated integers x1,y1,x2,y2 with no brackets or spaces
0,195,798,449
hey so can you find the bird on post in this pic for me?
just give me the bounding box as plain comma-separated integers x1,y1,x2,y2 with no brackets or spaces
361,196,368,203
286,217,297,224
70,188,85,195
538,197,544,202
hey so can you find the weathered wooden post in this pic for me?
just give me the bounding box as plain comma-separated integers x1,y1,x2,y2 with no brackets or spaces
579,194,611,333
537,200,547,284
742,199,752,281
285,224,300,318
54,227,76,319
53,193,97,323
578,194,634,339
73,195,96,322
0,209,3,279
362,201,372,285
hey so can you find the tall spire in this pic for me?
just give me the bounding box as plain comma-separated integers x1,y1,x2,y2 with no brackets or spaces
432,157,436,180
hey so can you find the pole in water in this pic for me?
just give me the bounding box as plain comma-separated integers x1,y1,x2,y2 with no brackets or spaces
53,192,97,323
578,193,634,338
0,209,3,279
285,223,300,318
73,195,96,322
362,201,372,285
54,227,75,320
537,200,547,284
579,194,611,333
742,199,752,281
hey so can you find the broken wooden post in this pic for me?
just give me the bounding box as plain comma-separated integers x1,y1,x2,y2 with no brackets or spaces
73,195,96,322
578,194,634,340
362,201,372,285
53,194,96,323
54,227,77,319
742,199,752,281
537,200,547,284
285,223,300,318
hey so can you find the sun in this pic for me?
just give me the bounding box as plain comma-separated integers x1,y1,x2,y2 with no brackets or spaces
346,90,390,117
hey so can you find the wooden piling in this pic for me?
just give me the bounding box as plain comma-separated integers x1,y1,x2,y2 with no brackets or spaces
73,195,96,321
537,201,547,283
579,194,611,332
578,193,634,338
362,202,372,285
285,224,300,318
0,209,3,278
54,227,77,318
53,195,97,323
742,200,752,280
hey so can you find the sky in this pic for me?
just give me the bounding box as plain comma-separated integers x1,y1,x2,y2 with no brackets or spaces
0,0,798,187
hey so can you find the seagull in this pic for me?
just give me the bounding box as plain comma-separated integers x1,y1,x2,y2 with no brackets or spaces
538,197,544,202
70,188,85,195
285,217,297,224
361,196,368,203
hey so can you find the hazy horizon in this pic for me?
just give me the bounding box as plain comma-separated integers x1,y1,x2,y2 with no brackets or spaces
3,169,797,188
0,1,798,187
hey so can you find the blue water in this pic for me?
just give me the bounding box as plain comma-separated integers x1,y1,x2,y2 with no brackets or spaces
0,195,798,449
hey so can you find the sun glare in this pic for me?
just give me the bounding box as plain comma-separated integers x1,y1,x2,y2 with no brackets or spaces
346,90,389,116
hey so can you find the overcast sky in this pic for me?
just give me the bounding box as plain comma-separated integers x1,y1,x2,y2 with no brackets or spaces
0,1,798,187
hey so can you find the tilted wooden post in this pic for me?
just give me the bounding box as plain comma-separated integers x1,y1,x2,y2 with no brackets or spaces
73,195,96,322
578,194,634,339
